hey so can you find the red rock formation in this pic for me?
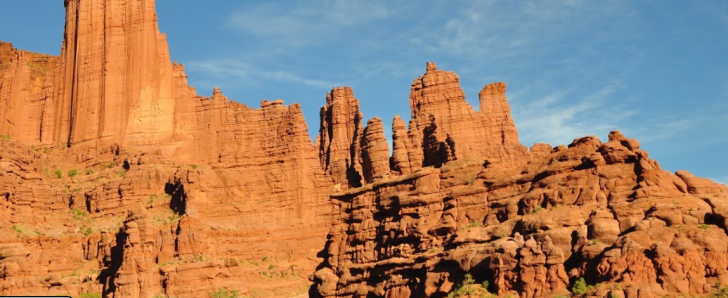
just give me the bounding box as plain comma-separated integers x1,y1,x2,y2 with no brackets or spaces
0,1,333,296
361,117,390,184
317,86,365,187
52,0,179,148
313,131,728,298
407,62,528,169
391,115,415,175
0,42,58,144
1,1,727,298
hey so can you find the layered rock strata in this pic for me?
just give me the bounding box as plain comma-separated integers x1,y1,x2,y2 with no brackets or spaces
1,0,726,298
405,62,529,169
317,86,365,187
312,132,728,297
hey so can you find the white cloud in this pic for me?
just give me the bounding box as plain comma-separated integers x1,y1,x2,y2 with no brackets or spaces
511,79,631,146
224,1,390,48
181,0,722,158
187,59,334,89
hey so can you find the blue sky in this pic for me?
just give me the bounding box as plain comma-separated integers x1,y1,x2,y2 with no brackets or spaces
1,1,727,184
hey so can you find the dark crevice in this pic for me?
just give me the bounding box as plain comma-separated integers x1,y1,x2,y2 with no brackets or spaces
100,230,127,296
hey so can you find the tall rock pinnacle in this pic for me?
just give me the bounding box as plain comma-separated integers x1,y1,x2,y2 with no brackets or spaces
408,62,528,168
317,86,365,187
56,0,178,147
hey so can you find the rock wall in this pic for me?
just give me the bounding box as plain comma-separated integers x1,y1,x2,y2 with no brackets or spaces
2,1,728,298
406,62,528,169
312,132,728,298
317,86,365,188
0,41,58,144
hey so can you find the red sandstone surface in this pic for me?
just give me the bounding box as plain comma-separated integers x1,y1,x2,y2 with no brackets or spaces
1,1,727,298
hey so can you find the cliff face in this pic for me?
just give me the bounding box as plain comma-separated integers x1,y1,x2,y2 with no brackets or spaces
1,1,727,298
54,0,179,148
406,62,528,169
0,41,59,144
313,132,728,298
0,1,332,297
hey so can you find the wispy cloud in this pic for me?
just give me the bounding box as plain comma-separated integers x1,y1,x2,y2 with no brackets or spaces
511,79,633,146
179,0,725,168
187,59,335,90
225,1,389,48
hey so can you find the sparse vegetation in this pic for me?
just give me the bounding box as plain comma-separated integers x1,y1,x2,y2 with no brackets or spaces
86,169,94,175
68,169,78,177
587,239,599,246
209,287,240,298
699,224,711,230
11,225,22,233
169,213,181,223
710,282,728,298
465,221,481,229
571,277,594,297
54,169,62,179
83,227,93,236
115,170,127,177
447,273,493,298
72,208,89,220
80,293,102,298
428,247,444,254
0,133,12,140
260,270,274,279
190,164,198,169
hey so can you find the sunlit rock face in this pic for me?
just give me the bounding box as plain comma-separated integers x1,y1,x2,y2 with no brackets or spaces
2,1,727,298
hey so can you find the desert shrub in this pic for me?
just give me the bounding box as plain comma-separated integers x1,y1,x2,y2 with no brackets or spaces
209,287,239,298
711,282,728,298
572,277,593,296
68,169,78,177
54,169,62,179
448,274,478,298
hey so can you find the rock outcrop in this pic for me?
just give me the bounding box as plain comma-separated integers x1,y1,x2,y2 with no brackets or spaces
313,132,728,298
1,1,726,298
317,86,365,187
0,41,58,144
406,62,528,169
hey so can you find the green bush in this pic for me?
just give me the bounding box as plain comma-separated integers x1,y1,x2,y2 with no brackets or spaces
209,287,240,298
68,169,78,177
86,169,94,175
711,282,728,298
571,277,593,296
190,164,198,169
448,274,476,298
54,169,62,179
